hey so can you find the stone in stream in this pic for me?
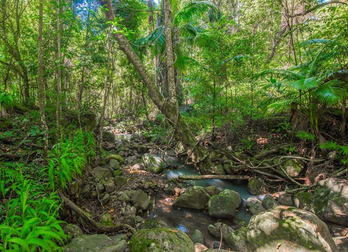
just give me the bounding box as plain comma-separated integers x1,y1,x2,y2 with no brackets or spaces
129,227,194,252
191,229,204,244
246,197,266,215
64,234,128,252
247,177,266,195
208,189,241,218
262,194,278,210
208,222,234,240
224,205,337,252
173,186,211,210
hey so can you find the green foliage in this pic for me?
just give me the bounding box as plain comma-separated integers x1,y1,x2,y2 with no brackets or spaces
0,91,18,110
296,131,315,141
48,130,96,190
0,165,66,251
320,141,348,164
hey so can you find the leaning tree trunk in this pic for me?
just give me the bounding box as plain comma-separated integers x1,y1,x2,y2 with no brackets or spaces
101,0,210,170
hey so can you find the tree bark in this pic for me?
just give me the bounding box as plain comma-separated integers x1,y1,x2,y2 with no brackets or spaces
163,0,177,106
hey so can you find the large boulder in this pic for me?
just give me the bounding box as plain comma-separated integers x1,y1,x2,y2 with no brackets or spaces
318,178,348,227
129,228,194,252
208,189,241,218
173,186,211,210
64,234,128,252
226,206,337,252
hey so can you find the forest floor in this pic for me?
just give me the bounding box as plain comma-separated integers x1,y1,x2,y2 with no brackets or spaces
1,111,348,251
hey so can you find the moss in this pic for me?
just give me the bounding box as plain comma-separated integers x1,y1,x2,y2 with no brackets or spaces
106,154,124,164
129,228,193,252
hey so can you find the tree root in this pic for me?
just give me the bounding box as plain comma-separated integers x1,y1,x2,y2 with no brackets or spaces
59,193,136,234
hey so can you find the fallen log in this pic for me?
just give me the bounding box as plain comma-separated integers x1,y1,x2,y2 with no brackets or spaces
178,174,250,180
59,193,135,234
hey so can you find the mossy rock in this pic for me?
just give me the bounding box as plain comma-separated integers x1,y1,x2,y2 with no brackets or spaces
208,189,241,218
129,228,194,252
106,154,124,164
173,186,211,210
226,206,337,252
248,177,266,195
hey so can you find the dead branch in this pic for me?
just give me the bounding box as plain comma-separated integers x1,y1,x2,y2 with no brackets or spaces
178,174,250,180
59,193,136,234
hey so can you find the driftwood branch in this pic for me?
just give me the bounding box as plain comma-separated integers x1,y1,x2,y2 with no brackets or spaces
59,193,136,234
178,174,250,180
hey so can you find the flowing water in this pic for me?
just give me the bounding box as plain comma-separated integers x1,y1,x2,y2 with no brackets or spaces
150,167,255,247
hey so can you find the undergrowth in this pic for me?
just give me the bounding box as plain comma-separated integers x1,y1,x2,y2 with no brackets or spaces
0,130,96,251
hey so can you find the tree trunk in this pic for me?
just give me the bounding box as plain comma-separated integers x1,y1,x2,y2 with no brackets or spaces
101,0,210,170
163,0,177,107
38,0,49,154
56,0,62,141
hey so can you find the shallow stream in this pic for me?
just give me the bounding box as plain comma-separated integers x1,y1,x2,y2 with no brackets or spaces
150,167,255,247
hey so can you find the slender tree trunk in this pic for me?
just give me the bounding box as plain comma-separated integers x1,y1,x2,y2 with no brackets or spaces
98,31,114,152
56,0,62,141
101,0,210,171
38,0,49,154
164,0,177,107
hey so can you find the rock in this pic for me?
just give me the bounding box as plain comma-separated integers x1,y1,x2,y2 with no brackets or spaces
109,159,120,170
129,228,194,252
101,213,113,226
208,222,234,240
63,224,83,241
103,131,115,143
191,229,204,244
225,206,337,252
101,193,110,204
318,178,348,227
246,197,266,215
92,167,112,181
173,186,211,210
118,191,130,202
142,218,169,229
142,154,165,174
211,164,225,175
102,239,127,252
194,243,208,252
129,190,150,210
278,192,293,206
96,183,105,193
115,176,128,190
64,234,127,252
114,133,132,142
283,159,303,177
262,194,277,210
81,183,92,197
104,178,116,193
247,178,266,195
204,186,221,196
107,154,124,164
208,189,241,218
